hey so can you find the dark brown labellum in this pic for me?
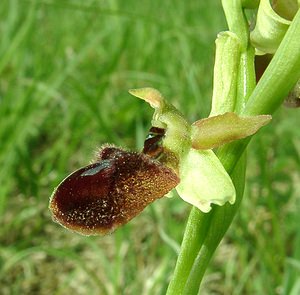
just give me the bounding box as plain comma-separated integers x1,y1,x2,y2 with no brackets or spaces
143,127,165,158
49,147,179,235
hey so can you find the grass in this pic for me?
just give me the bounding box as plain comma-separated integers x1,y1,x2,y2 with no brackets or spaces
0,0,300,294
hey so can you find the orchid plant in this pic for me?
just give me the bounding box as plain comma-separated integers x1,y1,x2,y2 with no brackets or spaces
50,0,300,293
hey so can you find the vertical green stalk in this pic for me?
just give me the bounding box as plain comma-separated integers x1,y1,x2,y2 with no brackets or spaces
167,2,250,294
166,208,212,292
221,0,249,51
178,3,253,291
167,4,300,295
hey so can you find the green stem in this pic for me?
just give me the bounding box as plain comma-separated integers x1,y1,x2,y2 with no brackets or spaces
167,3,250,294
167,6,300,295
181,39,254,295
166,208,212,293
221,0,249,51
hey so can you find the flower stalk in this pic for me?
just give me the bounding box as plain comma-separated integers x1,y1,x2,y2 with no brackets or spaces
167,3,300,294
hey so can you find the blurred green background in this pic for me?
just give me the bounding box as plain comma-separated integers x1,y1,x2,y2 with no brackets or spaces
1,1,300,294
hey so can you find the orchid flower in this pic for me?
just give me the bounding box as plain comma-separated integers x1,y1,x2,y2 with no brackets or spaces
49,87,271,235
129,88,271,213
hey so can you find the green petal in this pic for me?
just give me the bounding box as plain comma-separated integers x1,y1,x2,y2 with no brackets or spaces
176,149,236,212
191,112,271,150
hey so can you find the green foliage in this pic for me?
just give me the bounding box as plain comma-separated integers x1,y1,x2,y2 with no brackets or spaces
0,0,299,294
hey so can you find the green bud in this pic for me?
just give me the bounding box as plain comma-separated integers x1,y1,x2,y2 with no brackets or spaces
250,0,292,55
210,32,241,116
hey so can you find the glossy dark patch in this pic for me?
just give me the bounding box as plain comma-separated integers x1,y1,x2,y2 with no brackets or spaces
143,127,165,158
49,147,179,235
